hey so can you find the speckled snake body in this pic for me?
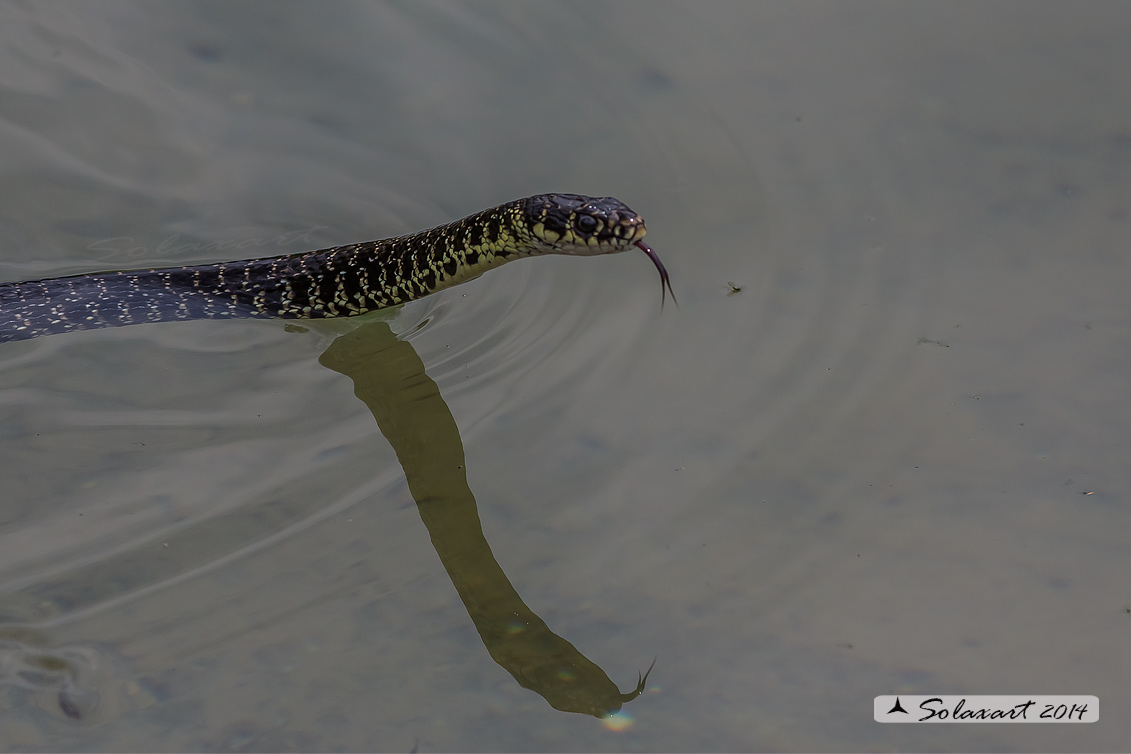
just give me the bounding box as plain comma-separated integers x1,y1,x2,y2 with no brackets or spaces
0,194,671,343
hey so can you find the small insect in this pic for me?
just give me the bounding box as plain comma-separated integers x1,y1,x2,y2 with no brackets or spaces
726,281,742,295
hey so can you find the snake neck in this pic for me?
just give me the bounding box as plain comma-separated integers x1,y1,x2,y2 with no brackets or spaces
340,197,543,308
251,198,542,318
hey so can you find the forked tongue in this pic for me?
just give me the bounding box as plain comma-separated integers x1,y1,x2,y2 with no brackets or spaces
634,240,677,308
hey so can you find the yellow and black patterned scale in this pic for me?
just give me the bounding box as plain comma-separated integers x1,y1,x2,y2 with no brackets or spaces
0,194,672,343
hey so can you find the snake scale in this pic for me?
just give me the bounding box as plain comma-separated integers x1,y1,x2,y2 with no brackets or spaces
0,194,672,343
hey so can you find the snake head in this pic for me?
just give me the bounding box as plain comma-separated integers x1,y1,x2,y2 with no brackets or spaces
524,194,646,256
524,193,676,306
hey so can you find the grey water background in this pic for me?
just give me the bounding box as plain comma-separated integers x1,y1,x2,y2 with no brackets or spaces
0,1,1129,750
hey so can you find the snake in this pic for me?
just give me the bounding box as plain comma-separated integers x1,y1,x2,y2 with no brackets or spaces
0,194,673,343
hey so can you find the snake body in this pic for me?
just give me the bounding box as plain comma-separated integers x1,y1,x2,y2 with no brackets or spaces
0,194,671,343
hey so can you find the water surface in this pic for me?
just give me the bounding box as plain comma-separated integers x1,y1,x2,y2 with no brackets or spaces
1,2,1129,751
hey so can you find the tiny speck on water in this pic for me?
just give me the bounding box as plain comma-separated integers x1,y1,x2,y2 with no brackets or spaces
187,40,224,62
58,690,82,720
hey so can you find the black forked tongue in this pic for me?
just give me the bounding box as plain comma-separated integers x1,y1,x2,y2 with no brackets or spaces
634,240,677,308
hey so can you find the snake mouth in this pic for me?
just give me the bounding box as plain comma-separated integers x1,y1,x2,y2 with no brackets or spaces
635,240,677,308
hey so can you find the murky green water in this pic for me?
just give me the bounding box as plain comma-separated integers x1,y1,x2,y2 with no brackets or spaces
1,1,1129,751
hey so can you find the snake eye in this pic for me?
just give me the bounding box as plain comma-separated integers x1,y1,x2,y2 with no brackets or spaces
575,214,599,234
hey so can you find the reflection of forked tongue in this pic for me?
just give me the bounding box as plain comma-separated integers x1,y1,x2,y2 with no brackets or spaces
634,240,677,307
617,656,657,705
